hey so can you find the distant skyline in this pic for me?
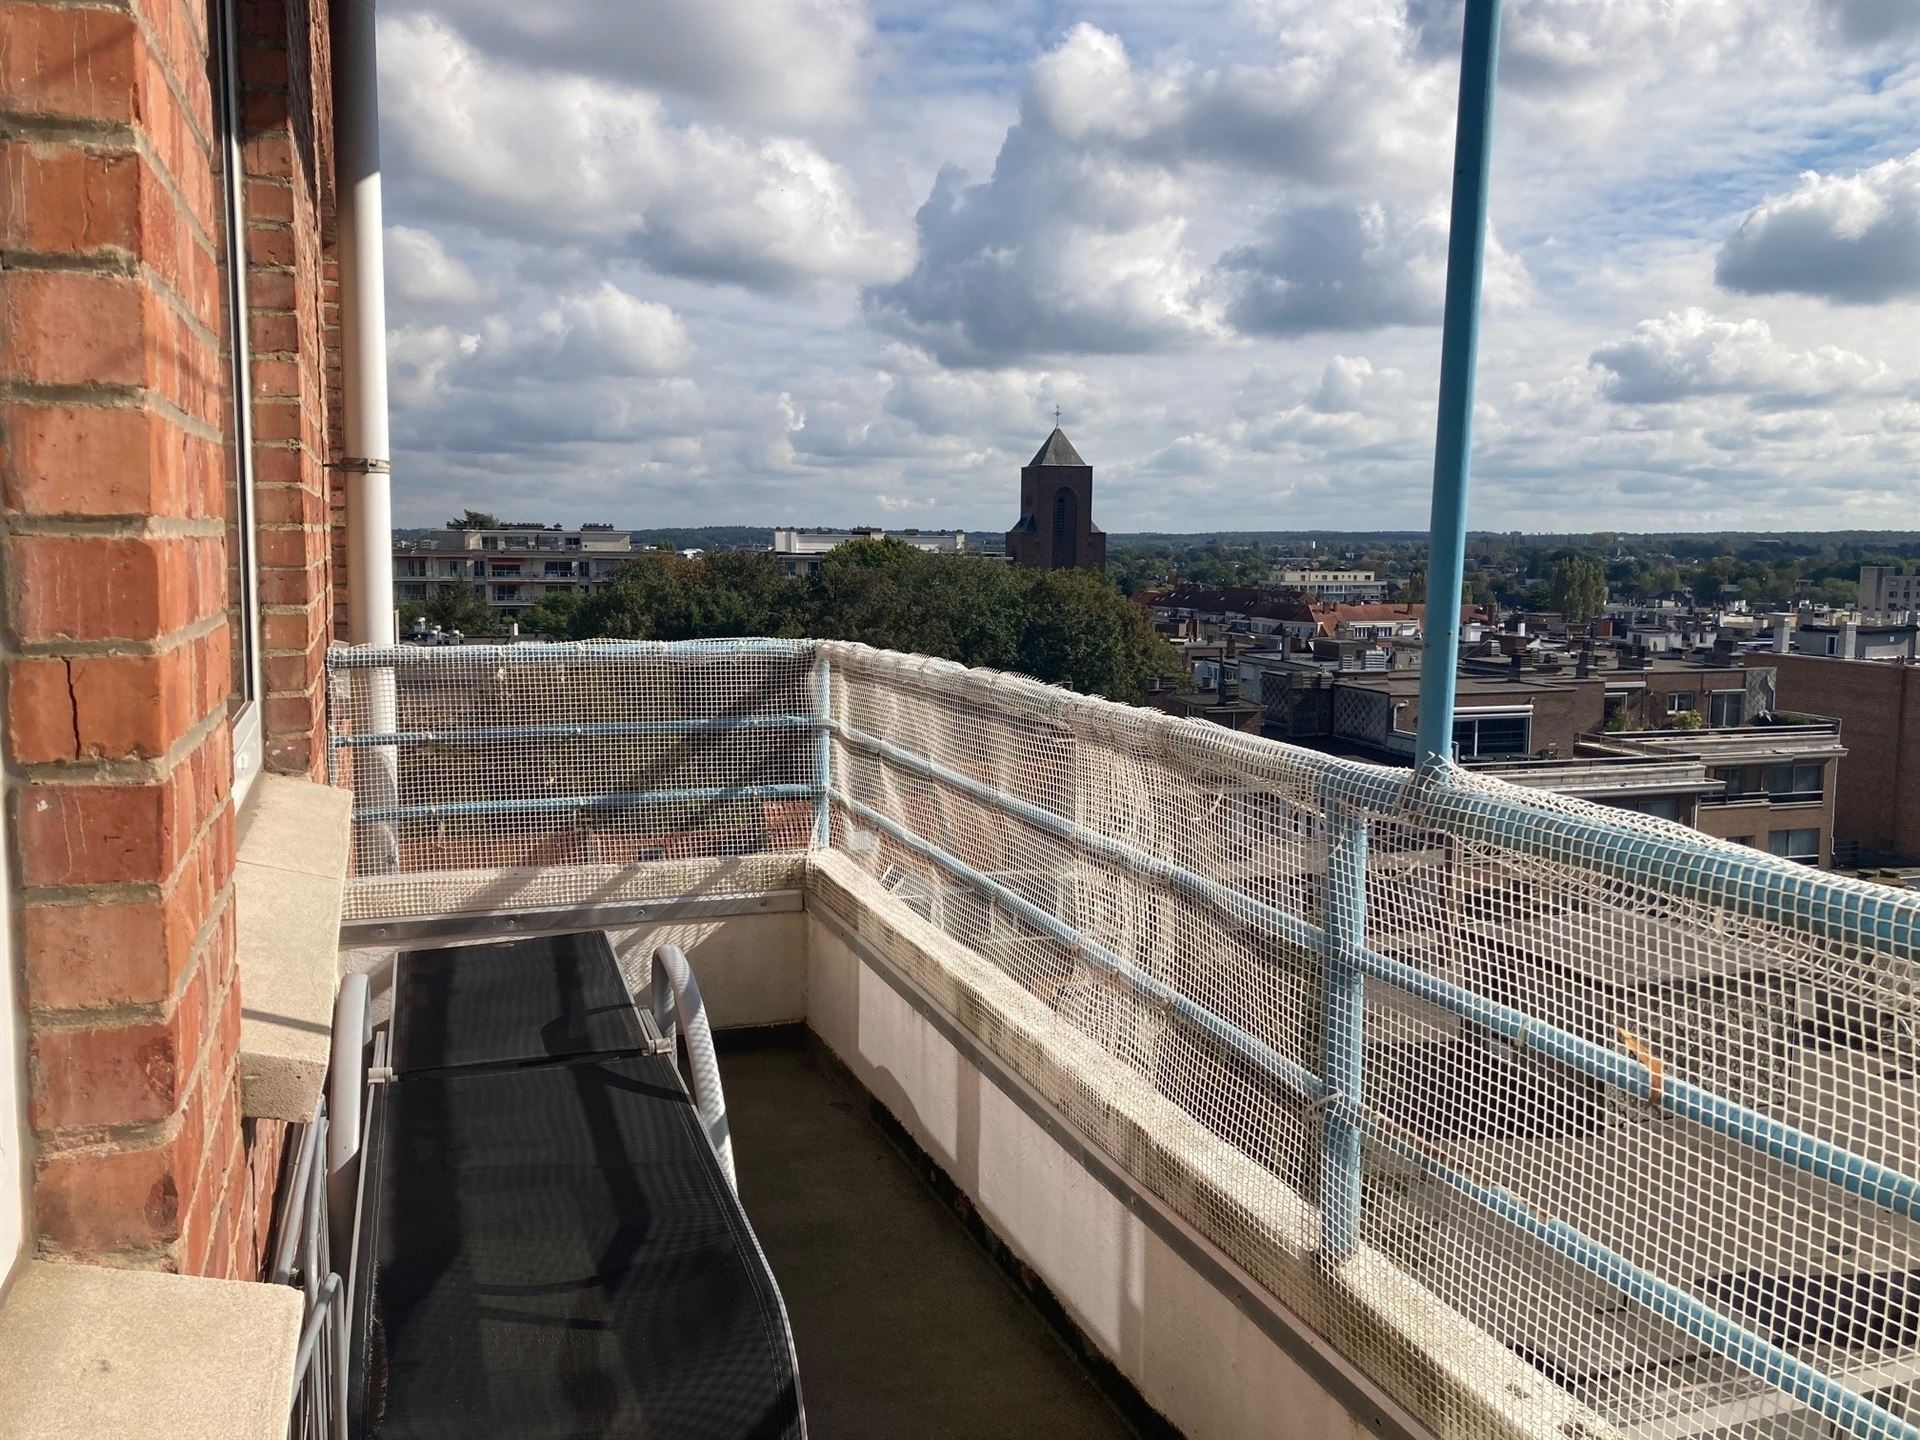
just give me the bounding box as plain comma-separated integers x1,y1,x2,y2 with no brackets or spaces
380,0,1920,534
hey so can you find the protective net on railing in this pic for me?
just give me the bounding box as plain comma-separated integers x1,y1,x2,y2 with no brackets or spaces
816,641,1920,1440
325,639,1920,1440
326,640,818,920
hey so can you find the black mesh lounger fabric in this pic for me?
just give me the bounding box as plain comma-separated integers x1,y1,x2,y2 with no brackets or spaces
355,935,804,1440
389,932,650,1075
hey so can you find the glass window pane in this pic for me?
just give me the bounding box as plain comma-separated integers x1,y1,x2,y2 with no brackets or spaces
1475,716,1530,756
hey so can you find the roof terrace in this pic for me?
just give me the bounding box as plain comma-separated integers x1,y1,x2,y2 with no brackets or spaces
315,637,1920,1440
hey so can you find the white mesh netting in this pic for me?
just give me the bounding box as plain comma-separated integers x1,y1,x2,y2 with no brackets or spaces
327,641,817,919
329,639,1920,1440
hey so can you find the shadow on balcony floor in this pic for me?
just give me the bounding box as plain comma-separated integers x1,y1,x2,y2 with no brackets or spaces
723,1031,1143,1440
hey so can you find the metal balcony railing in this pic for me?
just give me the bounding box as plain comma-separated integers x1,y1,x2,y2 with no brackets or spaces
326,639,1920,1440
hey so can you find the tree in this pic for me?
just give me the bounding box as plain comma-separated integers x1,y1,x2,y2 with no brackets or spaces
1816,577,1857,609
447,509,501,531
400,584,493,636
1549,556,1607,625
570,553,697,640
1401,570,1472,606
524,587,585,637
563,540,1173,704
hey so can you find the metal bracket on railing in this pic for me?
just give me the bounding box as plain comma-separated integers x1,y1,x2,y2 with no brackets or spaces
1508,1015,1532,1060
651,944,736,1192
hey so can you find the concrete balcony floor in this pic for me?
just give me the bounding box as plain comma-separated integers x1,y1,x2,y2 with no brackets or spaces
725,1030,1141,1440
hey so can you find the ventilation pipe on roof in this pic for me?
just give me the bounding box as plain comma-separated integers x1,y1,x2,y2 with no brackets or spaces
335,0,394,647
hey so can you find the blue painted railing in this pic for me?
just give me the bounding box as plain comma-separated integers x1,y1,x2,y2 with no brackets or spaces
822,737,1920,1440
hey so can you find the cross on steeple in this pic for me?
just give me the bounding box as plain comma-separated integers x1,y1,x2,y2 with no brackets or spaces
1053,404,1062,427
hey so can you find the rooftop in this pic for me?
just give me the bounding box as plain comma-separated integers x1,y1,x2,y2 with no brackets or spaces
1027,426,1087,467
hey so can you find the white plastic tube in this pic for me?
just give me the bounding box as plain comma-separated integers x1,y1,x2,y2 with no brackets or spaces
651,945,734,1191
334,0,394,647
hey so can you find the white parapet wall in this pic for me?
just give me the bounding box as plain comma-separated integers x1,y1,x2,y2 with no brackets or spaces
802,853,1612,1440
608,911,808,1030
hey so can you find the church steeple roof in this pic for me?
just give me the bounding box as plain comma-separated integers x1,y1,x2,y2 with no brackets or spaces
1027,427,1086,468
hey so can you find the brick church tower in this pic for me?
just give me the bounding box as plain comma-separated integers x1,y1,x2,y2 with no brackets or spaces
1005,428,1106,571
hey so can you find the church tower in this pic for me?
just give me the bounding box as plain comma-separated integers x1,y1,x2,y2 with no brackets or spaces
1005,427,1105,571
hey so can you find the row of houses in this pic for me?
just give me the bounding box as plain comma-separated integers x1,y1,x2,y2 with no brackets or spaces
1142,581,1918,878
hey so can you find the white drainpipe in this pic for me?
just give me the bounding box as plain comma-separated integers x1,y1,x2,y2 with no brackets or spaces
336,0,395,647
335,0,399,871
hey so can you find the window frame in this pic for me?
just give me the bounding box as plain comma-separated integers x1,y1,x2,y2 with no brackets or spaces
1767,827,1821,863
213,0,263,805
1765,761,1824,803
1451,707,1532,760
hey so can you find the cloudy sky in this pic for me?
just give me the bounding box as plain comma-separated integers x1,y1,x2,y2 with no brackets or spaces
377,0,1920,534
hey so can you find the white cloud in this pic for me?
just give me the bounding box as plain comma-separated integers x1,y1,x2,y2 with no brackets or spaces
1067,11,1454,187
385,225,483,308
399,0,874,129
375,0,1919,532
386,281,688,426
863,18,1453,366
1715,150,1920,303
534,284,692,377
1308,356,1410,415
1813,0,1920,49
1221,203,1528,336
864,146,1214,365
378,14,909,291
1588,309,1899,408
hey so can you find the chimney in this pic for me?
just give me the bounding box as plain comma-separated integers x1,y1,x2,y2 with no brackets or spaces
1772,613,1792,654
1841,620,1859,659
1576,644,1591,679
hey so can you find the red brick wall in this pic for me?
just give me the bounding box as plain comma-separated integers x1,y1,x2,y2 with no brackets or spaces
241,0,333,780
1758,654,1920,864
325,248,346,638
1,0,335,1278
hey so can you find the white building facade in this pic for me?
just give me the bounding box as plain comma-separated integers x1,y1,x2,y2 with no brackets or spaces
395,524,636,621
770,527,969,576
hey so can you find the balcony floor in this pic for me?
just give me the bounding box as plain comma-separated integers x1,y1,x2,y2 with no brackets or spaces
724,1031,1142,1440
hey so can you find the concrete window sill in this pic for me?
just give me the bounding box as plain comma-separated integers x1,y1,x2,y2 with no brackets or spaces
0,1260,301,1439
235,773,353,1120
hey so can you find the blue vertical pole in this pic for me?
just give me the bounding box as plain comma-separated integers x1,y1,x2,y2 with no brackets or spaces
812,656,833,849
1321,806,1368,1258
1415,0,1503,768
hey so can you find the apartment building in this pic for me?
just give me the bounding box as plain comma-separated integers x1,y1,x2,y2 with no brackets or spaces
1859,564,1920,618
1753,652,1920,867
769,526,968,577
1242,650,1847,862
1270,568,1391,602
1767,614,1920,661
1140,585,1483,651
395,522,634,620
